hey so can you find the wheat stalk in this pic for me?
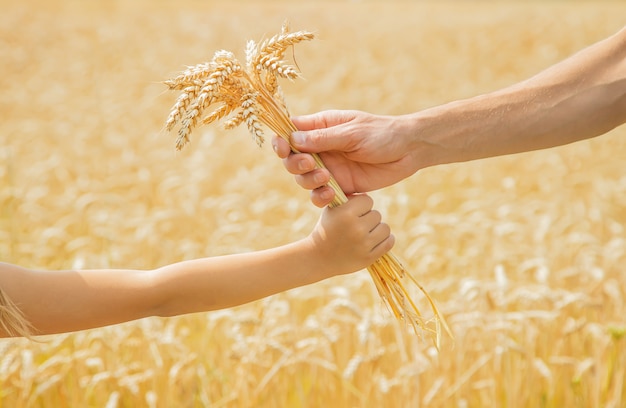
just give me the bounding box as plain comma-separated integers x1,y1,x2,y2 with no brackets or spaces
163,23,451,346
0,288,34,338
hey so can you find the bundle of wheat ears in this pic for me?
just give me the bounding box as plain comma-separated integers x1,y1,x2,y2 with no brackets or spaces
164,23,450,346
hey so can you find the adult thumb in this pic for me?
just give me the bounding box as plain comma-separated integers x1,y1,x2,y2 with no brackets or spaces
290,112,352,153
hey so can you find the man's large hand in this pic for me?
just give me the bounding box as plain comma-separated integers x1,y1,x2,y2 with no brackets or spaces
273,110,419,207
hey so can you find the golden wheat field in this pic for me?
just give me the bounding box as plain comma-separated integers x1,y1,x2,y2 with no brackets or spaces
1,0,625,407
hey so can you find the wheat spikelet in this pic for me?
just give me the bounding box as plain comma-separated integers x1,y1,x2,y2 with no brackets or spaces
176,57,243,147
241,92,264,147
258,55,300,80
201,103,236,126
254,31,314,66
165,85,200,131
164,63,214,90
245,40,259,72
163,23,451,345
223,110,245,130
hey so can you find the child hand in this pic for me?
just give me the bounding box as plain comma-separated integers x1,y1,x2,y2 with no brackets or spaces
307,194,395,277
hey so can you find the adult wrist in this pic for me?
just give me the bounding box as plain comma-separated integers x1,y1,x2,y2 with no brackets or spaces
399,108,461,171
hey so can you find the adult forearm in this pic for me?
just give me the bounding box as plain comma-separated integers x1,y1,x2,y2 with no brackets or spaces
409,26,626,169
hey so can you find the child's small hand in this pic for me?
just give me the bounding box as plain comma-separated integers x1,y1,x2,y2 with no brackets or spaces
307,194,395,277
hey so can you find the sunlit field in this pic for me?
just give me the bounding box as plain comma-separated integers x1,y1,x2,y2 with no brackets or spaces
1,1,625,407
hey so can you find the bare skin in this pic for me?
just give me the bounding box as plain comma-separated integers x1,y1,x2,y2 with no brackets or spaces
0,194,394,337
273,26,626,207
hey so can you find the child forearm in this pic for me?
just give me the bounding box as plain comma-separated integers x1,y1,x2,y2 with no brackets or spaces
0,239,326,336
149,195,391,318
149,238,327,317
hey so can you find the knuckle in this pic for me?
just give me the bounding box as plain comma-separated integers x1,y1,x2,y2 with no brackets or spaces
382,223,392,236
310,190,324,208
311,128,328,145
363,195,374,207
283,156,298,173
371,210,382,222
295,174,310,188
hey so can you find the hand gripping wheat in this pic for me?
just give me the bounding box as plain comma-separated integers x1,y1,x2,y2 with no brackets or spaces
163,23,451,346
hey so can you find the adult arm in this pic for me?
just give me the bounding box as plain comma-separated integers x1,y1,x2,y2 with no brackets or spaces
275,26,626,206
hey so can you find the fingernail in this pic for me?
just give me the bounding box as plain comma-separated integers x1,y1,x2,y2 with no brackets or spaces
314,172,326,184
272,142,278,153
291,131,304,145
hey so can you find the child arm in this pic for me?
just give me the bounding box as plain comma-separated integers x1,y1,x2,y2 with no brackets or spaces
0,195,393,337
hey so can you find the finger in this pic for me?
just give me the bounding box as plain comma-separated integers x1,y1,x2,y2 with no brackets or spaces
292,110,360,130
281,153,317,175
271,135,292,159
291,128,350,154
290,110,359,153
310,186,336,208
360,209,383,231
294,169,331,190
345,194,374,215
369,222,391,243
372,233,395,256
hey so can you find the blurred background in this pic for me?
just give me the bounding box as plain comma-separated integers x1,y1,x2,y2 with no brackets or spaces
1,1,625,407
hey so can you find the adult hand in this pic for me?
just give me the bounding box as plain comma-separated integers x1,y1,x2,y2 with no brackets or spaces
274,28,626,209
273,110,419,207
